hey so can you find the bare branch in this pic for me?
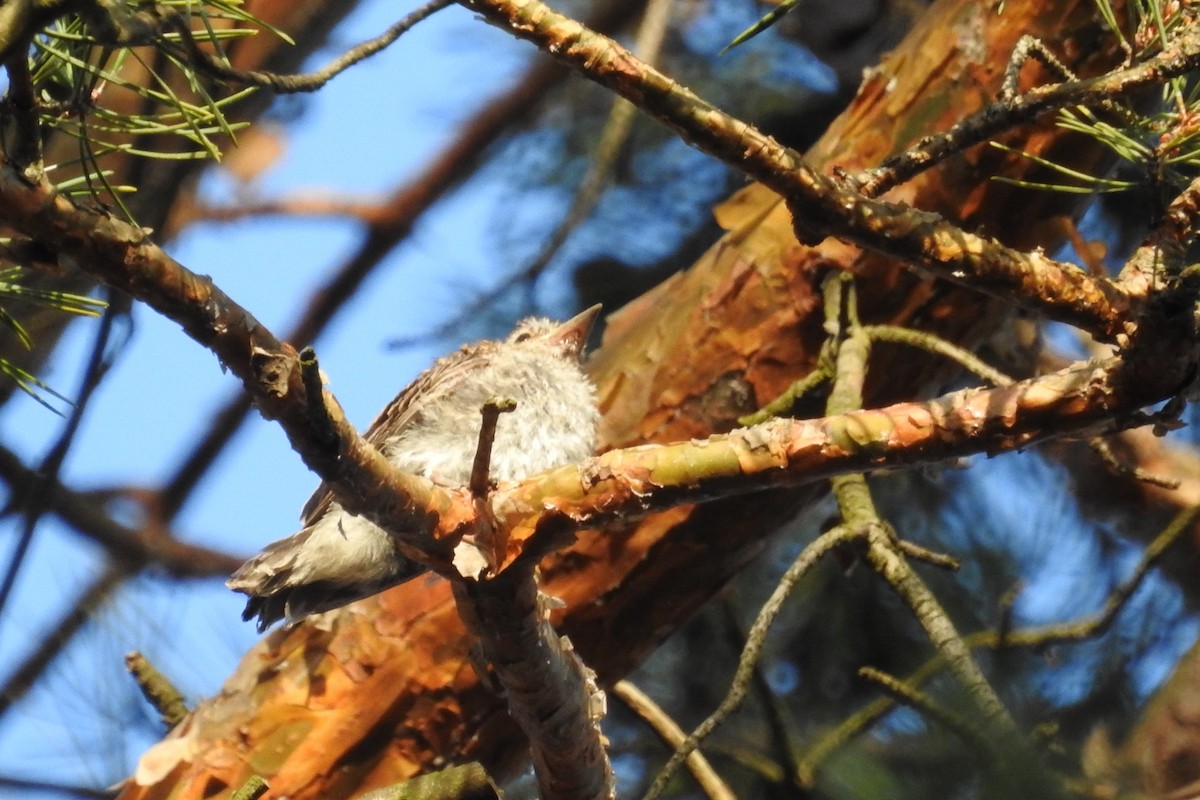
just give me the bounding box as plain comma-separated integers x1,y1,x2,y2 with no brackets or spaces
858,666,999,760
229,776,268,800
643,525,846,800
0,445,242,577
797,501,1198,783
613,680,735,800
470,399,516,498
856,28,1200,197
497,351,1194,566
158,0,650,520
168,0,453,93
125,651,189,727
456,0,1158,341
453,560,614,800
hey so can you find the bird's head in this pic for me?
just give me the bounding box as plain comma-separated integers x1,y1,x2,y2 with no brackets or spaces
506,303,601,360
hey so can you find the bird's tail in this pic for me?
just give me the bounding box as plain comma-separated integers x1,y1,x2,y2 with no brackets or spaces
227,530,312,632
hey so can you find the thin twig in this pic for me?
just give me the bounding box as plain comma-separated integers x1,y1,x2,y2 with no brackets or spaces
1003,502,1200,647
719,601,805,792
125,650,190,727
229,775,268,800
860,521,1019,737
854,29,1184,198
641,525,847,800
1001,34,1078,99
737,365,831,426
0,564,130,718
299,347,338,447
1090,436,1182,489
470,399,516,497
858,666,1000,760
613,680,736,800
862,325,1015,387
169,0,454,93
796,502,1199,784
0,293,124,623
896,539,961,571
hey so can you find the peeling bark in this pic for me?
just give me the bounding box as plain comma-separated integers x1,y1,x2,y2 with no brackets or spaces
106,0,1152,797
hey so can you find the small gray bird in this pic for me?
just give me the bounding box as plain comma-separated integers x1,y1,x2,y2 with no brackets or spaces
228,306,602,631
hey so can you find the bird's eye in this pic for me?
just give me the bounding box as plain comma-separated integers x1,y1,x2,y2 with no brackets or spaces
513,331,533,343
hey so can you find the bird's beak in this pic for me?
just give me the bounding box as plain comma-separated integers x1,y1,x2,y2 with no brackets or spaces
548,303,602,357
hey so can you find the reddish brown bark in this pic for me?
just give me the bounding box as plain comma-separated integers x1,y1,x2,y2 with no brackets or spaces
115,0,1140,797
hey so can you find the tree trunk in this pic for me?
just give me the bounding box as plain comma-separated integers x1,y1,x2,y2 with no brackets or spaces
118,0,1130,796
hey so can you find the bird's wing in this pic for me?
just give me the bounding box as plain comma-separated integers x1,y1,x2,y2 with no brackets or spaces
299,345,495,525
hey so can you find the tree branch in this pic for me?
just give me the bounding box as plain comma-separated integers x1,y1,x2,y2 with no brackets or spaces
453,559,614,800
8,140,1194,603
493,349,1194,566
454,0,1183,341
0,164,468,573
156,0,650,521
166,0,453,93
0,444,242,577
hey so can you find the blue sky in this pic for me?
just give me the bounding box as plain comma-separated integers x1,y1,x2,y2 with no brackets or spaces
0,1,1196,796
0,0,545,789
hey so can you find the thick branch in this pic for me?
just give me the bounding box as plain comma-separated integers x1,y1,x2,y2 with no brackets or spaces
453,562,614,800
454,0,1174,341
21,124,1187,598
14,157,1187,579
493,353,1193,558
0,165,465,572
156,0,649,520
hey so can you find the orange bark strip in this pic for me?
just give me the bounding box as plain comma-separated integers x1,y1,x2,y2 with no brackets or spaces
116,1,1143,797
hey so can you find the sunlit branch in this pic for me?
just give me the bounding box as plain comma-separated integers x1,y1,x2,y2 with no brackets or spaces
125,651,189,727
456,0,1160,341
158,0,650,520
613,680,736,800
857,27,1200,197
453,559,614,800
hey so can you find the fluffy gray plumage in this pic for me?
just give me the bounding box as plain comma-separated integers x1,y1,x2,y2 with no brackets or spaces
228,306,601,631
